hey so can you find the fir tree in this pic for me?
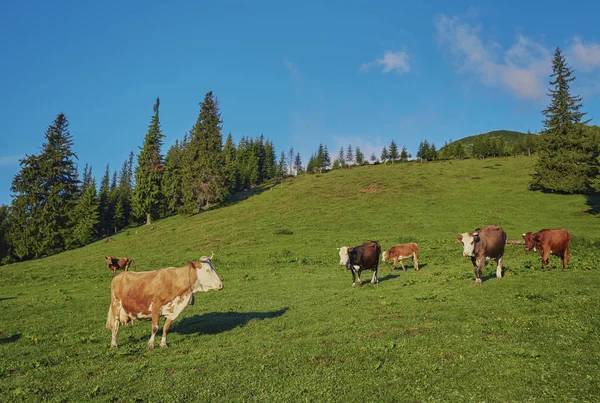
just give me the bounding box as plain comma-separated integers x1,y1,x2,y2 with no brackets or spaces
81,163,93,194
400,146,409,162
532,48,592,193
380,146,389,164
181,91,226,213
355,147,364,165
388,140,399,163
263,140,277,179
0,205,11,264
277,151,287,182
288,146,295,175
294,152,303,174
97,165,111,236
338,146,346,168
222,133,239,192
133,97,165,224
345,144,354,166
162,140,185,214
9,113,78,259
69,178,99,248
370,152,377,164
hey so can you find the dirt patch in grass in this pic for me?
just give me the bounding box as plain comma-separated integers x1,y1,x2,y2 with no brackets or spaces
406,328,422,336
361,184,381,193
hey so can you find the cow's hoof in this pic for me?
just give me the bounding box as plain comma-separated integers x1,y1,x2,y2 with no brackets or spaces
160,343,168,348
475,279,482,285
147,344,155,350
352,283,356,288
496,276,502,280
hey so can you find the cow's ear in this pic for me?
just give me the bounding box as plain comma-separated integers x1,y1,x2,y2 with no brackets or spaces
472,232,478,237
455,237,462,243
188,260,195,267
522,233,526,238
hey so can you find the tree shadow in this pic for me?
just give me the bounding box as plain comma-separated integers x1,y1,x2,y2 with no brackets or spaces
585,194,600,215
223,184,275,208
173,308,288,335
0,333,21,345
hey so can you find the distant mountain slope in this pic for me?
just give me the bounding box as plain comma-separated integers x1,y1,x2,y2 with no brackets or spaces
439,129,536,157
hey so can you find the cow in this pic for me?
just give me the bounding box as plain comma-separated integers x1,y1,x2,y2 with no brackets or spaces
105,254,223,349
338,241,381,288
382,243,419,271
456,225,507,285
522,229,571,271
105,256,134,275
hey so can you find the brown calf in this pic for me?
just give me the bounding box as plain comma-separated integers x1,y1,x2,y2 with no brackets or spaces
382,243,419,271
522,228,571,271
105,256,134,276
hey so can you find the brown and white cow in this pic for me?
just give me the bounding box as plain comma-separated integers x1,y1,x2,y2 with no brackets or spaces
382,243,419,271
456,225,506,285
338,241,381,287
522,228,571,271
106,254,223,349
105,256,134,276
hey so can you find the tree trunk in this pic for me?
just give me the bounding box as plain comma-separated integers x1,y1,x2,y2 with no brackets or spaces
146,213,151,226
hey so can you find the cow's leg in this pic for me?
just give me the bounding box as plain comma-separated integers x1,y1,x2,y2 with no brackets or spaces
371,269,378,284
496,256,503,280
400,259,407,272
356,268,363,286
351,269,357,288
110,315,120,348
414,254,419,271
472,257,482,285
148,311,160,349
392,257,398,271
160,319,173,348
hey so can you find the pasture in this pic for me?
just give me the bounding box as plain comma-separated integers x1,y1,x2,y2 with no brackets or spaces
1,156,599,402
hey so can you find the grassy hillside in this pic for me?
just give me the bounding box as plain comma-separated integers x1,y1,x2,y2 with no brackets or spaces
439,129,533,154
1,156,599,401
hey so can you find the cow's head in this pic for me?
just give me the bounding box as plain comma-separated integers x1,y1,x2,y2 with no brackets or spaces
337,246,350,266
457,232,477,257
189,252,223,291
105,256,114,264
381,251,389,262
522,232,536,251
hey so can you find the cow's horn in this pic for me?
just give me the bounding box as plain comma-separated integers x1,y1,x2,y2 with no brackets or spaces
522,233,526,238
209,252,214,260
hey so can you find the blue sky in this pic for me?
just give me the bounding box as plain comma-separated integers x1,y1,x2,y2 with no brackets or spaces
2,0,600,206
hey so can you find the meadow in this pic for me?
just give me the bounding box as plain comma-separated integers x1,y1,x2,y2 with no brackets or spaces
1,156,599,402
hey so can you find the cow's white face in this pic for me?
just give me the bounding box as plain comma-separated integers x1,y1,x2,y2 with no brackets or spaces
382,251,389,261
338,247,349,266
457,232,476,257
193,256,223,291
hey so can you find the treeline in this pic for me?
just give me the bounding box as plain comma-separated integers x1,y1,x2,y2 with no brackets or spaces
0,92,284,265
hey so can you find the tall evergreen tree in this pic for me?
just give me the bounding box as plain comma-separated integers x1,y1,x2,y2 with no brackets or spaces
181,91,226,213
9,113,78,259
81,163,93,194
133,97,166,223
263,140,277,180
0,205,11,264
388,140,399,163
532,48,592,193
345,144,354,166
338,146,346,168
97,165,111,236
222,133,239,192
370,152,377,164
237,137,260,189
294,152,303,174
288,146,295,175
400,146,409,162
355,147,364,165
277,151,287,182
162,140,185,214
69,178,100,248
380,146,389,164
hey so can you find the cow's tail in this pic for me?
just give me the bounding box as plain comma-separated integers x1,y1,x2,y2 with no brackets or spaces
132,259,137,271
106,304,115,330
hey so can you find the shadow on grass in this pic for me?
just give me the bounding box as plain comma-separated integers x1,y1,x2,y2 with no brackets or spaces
223,184,275,207
585,194,600,215
388,263,427,272
0,333,21,345
173,308,288,335
0,297,16,302
377,273,400,283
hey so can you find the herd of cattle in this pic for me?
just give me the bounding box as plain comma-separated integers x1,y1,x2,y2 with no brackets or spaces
103,226,571,348
338,226,571,287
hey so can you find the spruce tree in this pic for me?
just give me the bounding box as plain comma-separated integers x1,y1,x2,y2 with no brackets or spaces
532,48,592,193
388,140,399,163
133,97,165,223
0,205,11,264
9,114,78,259
69,178,100,248
263,140,277,180
345,145,354,166
181,91,226,213
370,152,377,164
277,151,287,182
294,152,303,174
355,147,364,165
338,146,346,168
380,146,388,164
400,146,409,162
222,133,239,192
162,140,185,214
97,165,111,236
288,146,295,175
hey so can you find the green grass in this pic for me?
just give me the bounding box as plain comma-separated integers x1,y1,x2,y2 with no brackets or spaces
1,156,600,402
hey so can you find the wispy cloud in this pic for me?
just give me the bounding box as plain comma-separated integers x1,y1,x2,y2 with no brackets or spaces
0,155,22,167
434,14,551,100
283,57,300,81
360,51,411,75
570,37,600,72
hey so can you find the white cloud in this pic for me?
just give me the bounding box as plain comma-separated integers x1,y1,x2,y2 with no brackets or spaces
283,57,300,81
360,51,411,75
434,15,551,100
570,37,600,72
0,155,22,167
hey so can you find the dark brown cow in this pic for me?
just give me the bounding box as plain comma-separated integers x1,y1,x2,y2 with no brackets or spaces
338,241,381,287
522,229,571,271
382,243,419,271
105,256,134,276
456,225,507,285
